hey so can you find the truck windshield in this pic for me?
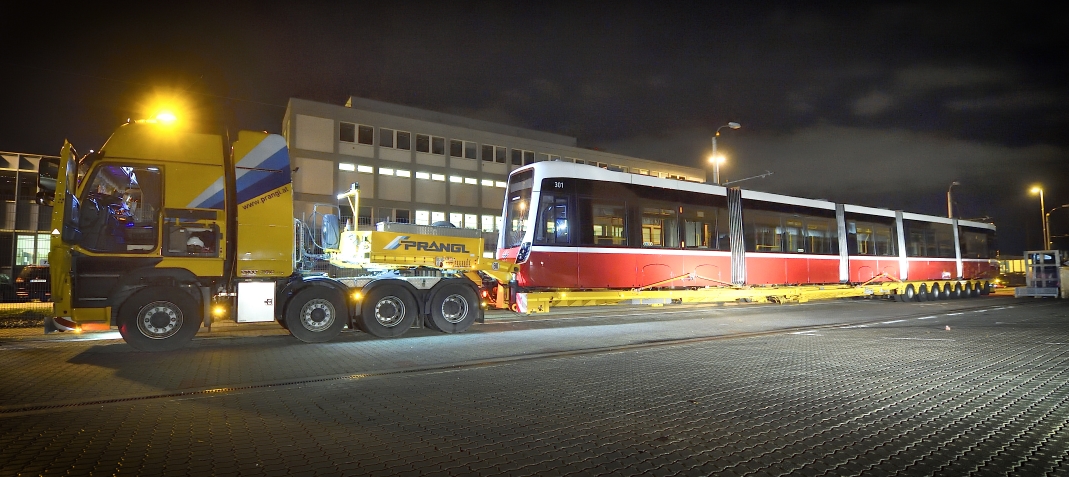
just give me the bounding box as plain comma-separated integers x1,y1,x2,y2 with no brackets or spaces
502,171,534,248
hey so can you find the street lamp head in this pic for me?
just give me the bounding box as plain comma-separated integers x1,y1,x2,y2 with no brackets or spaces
727,122,741,129
708,154,726,164
1031,186,1043,194
950,181,960,186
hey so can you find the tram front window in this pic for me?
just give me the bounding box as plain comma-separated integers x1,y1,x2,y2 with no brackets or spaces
503,171,533,248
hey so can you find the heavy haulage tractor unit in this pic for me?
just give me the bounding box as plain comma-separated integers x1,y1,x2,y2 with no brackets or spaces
38,114,516,352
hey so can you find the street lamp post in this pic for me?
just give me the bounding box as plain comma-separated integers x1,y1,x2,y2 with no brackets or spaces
710,122,741,185
947,181,960,218
1046,204,1069,249
1031,186,1049,249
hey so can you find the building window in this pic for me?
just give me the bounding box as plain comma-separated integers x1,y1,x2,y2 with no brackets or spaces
379,167,394,176
481,179,494,187
449,213,463,227
379,129,412,150
415,210,430,225
395,169,411,178
339,163,355,171
380,128,394,148
340,122,355,143
357,125,374,145
449,140,478,159
511,149,536,166
464,177,477,185
357,165,374,173
432,211,446,224
464,214,478,230
481,215,496,232
537,153,549,163
482,145,506,162
416,134,446,154
432,174,445,182
416,171,431,180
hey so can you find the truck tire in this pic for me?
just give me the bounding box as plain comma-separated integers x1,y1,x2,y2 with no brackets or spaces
359,285,416,338
285,287,346,343
118,287,200,352
427,284,479,333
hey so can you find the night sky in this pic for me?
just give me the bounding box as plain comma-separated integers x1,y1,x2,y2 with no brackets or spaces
4,2,1067,254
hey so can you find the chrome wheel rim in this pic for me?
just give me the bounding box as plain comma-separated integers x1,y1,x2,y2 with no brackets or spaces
440,294,469,324
374,297,406,327
300,298,335,332
137,301,183,340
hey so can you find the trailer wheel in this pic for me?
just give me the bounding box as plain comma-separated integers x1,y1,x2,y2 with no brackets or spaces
428,284,480,333
359,285,416,338
916,284,929,302
981,281,991,295
969,282,981,298
950,282,962,299
285,287,346,343
900,284,917,302
118,287,200,352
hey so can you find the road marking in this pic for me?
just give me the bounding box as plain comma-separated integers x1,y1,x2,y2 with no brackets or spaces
881,337,954,341
881,320,906,324
917,316,937,320
947,312,964,316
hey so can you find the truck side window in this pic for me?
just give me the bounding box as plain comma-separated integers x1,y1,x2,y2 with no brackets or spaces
78,165,161,253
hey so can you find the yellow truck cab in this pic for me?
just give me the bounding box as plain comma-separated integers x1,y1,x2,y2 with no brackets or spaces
40,114,507,351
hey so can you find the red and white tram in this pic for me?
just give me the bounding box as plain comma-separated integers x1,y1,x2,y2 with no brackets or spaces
497,162,998,290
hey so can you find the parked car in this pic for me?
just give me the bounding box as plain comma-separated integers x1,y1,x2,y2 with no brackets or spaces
15,266,51,302
0,273,14,302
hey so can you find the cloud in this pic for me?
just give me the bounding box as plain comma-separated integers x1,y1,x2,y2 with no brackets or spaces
852,91,895,116
945,91,1064,112
894,65,1013,92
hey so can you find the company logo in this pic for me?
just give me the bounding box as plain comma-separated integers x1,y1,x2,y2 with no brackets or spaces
385,235,470,253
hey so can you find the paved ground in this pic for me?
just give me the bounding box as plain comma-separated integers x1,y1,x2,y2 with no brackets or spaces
0,293,1066,476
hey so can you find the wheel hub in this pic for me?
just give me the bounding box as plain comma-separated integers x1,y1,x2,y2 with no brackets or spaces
440,294,469,324
374,297,406,327
137,301,182,339
300,299,334,332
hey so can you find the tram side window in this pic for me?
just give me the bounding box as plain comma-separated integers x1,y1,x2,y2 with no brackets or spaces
960,229,993,259
848,220,897,256
806,217,838,254
640,206,678,248
588,200,626,246
905,220,955,258
682,206,729,251
534,194,571,245
745,211,782,252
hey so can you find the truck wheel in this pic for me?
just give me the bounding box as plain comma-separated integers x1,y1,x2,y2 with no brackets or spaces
428,284,480,333
285,287,346,343
359,285,416,338
119,287,200,352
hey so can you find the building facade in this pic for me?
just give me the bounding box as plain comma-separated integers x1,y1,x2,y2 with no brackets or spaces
0,152,53,284
283,97,705,254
